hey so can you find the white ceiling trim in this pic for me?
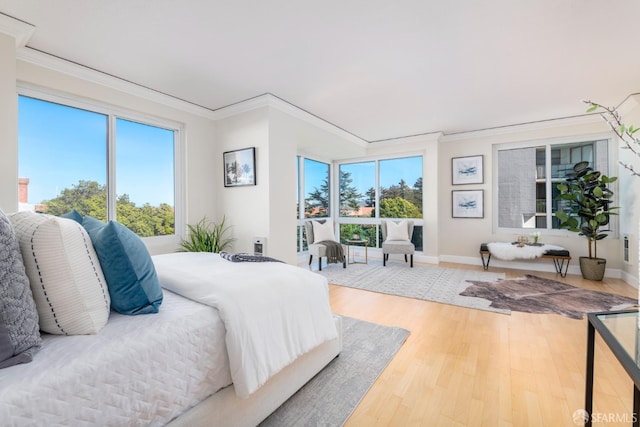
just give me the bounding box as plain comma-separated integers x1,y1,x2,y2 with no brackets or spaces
367,132,443,147
10,18,637,148
440,93,640,143
266,95,369,147
440,114,603,143
15,47,369,146
207,94,271,121
617,93,640,118
0,13,35,48
208,93,368,146
16,47,216,119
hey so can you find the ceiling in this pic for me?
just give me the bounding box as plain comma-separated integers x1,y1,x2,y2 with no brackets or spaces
2,0,640,142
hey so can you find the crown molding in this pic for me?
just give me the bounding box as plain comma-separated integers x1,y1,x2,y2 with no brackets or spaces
441,114,602,142
13,33,634,146
208,94,272,120
368,131,443,147
16,47,216,119
618,93,640,117
210,93,369,147
268,95,368,147
0,13,35,47
15,47,368,145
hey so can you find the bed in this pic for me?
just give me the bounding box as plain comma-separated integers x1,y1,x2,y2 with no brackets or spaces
155,252,343,426
0,232,341,426
0,290,342,426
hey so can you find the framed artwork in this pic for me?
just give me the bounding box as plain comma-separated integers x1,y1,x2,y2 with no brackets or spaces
224,147,256,187
452,190,484,218
452,155,483,185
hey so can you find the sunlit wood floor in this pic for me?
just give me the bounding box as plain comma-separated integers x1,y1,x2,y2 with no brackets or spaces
326,261,638,427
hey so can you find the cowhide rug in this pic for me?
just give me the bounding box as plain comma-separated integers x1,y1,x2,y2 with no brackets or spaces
460,274,637,319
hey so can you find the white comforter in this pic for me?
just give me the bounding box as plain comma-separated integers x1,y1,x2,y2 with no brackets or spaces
152,252,338,399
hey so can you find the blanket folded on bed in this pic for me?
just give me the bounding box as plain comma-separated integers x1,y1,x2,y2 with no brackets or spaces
219,251,283,263
151,252,337,399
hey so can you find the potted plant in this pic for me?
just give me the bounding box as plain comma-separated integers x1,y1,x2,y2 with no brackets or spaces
556,161,618,280
179,216,234,253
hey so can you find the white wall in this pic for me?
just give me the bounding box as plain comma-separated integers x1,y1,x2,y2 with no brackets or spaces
616,97,640,286
267,106,368,262
214,107,271,257
212,104,368,264
0,32,18,212
267,109,301,263
438,118,625,277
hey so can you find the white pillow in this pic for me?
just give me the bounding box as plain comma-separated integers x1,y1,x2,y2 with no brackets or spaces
312,219,336,243
9,212,111,335
386,220,409,241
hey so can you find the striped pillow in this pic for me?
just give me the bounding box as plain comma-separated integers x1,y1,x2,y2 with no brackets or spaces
9,212,110,335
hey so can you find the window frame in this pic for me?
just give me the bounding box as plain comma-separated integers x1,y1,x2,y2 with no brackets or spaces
296,154,333,253
492,132,617,237
335,153,424,249
17,84,185,249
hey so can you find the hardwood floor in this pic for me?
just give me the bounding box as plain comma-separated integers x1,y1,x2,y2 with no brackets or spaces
327,262,638,427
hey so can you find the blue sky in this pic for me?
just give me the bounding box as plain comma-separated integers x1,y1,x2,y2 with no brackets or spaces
20,95,420,208
18,96,174,207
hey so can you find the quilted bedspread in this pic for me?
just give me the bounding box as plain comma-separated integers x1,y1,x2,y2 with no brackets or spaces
152,252,338,398
0,291,231,426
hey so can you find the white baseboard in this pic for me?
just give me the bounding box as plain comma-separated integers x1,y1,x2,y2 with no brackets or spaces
621,270,639,289
439,254,632,284
298,250,638,288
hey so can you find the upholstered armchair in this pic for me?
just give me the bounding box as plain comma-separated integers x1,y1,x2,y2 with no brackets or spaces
304,219,346,271
381,220,415,267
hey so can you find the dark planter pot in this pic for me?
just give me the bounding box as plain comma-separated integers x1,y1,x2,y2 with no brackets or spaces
579,257,606,281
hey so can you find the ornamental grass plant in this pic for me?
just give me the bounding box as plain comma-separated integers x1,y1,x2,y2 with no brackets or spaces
179,216,234,253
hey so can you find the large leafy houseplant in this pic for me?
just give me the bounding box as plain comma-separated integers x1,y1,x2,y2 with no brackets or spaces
556,161,618,279
179,216,234,253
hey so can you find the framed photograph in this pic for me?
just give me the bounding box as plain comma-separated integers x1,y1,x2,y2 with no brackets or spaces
224,147,256,187
452,155,483,185
452,190,484,218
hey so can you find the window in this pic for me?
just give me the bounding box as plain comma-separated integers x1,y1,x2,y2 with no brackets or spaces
18,93,180,238
114,118,176,236
296,156,331,252
496,138,609,231
379,157,423,218
337,156,423,250
339,161,375,217
296,155,424,252
303,158,330,218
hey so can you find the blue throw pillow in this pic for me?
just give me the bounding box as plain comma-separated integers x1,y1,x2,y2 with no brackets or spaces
82,216,163,315
61,209,83,224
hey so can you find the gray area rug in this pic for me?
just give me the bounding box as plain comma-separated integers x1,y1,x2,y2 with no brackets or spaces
461,274,638,319
260,316,409,427
317,261,509,314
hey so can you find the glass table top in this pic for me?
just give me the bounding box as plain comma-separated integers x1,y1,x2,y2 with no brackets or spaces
593,310,640,379
598,311,639,355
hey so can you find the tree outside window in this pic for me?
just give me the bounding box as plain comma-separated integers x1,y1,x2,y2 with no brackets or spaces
18,95,177,238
